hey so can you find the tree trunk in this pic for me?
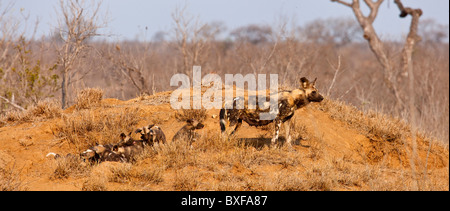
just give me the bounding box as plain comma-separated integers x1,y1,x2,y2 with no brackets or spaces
61,70,67,109
394,0,422,77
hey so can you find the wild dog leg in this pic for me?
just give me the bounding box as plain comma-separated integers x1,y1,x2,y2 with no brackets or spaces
271,118,282,146
284,118,292,146
230,119,242,135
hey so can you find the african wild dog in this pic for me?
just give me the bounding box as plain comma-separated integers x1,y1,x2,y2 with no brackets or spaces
46,152,80,160
135,124,166,146
112,132,145,162
80,144,127,163
220,77,324,146
47,144,126,163
172,119,205,144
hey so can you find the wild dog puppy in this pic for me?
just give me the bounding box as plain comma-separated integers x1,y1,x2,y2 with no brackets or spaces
46,152,79,160
80,144,127,163
135,125,153,144
115,132,144,148
47,144,125,163
172,119,205,144
149,125,166,145
113,132,145,162
135,124,166,146
220,77,324,146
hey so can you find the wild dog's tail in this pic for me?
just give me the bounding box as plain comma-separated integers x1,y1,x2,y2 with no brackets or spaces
219,107,226,133
46,152,60,159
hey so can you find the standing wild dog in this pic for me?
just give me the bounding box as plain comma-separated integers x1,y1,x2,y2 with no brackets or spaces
220,77,324,146
135,124,166,146
172,119,205,144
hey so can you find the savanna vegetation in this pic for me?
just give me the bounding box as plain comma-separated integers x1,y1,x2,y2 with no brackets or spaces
0,0,448,191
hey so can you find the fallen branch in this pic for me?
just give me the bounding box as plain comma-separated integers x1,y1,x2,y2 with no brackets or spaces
0,96,25,111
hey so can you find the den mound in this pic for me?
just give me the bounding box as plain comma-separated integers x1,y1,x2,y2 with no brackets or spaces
0,88,448,191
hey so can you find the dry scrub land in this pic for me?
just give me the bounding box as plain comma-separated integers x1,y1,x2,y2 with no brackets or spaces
0,89,448,191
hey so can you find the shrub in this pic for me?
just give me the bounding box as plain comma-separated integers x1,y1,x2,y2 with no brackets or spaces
0,99,62,125
175,108,207,123
75,88,104,110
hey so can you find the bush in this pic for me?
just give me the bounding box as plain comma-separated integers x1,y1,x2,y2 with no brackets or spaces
175,108,207,123
75,88,104,110
0,99,62,125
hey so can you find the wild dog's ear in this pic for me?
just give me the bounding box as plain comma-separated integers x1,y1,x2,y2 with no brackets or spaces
128,131,132,137
189,119,204,129
135,128,143,134
120,133,127,140
186,119,194,125
196,122,205,129
144,124,154,134
300,77,310,89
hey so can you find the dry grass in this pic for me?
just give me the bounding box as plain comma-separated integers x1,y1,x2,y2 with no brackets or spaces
50,155,90,180
317,98,410,143
1,8,447,191
0,99,62,126
75,88,104,110
11,94,437,191
0,165,28,191
53,107,142,151
175,108,208,123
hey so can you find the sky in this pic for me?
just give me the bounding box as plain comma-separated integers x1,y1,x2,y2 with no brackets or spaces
4,0,449,41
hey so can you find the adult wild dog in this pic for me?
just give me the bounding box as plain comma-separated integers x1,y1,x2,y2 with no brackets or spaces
220,77,324,146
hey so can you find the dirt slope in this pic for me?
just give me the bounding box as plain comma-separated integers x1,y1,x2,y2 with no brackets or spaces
0,90,448,191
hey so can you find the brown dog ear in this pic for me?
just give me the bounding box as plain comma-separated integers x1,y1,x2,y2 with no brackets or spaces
300,77,309,89
144,124,155,134
186,119,194,125
135,128,143,134
120,133,127,140
196,122,205,129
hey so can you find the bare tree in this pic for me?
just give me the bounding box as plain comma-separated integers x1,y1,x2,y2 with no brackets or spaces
171,5,221,76
0,1,58,112
55,0,107,108
230,24,273,45
393,0,422,77
331,0,389,70
331,0,422,108
419,19,449,44
0,1,24,111
300,17,363,46
108,42,150,95
332,0,425,189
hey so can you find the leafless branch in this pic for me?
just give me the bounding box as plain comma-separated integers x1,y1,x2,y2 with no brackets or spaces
327,55,341,96
332,0,406,110
0,96,25,111
394,0,423,77
331,0,353,7
55,0,108,108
